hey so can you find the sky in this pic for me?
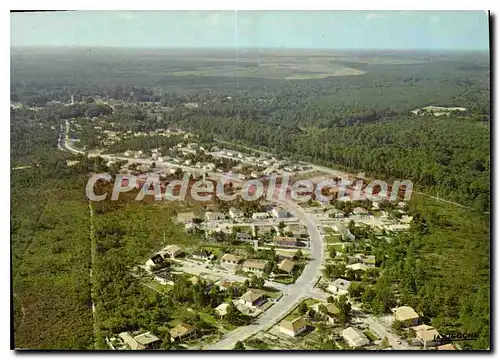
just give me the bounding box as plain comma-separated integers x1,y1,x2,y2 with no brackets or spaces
10,10,490,50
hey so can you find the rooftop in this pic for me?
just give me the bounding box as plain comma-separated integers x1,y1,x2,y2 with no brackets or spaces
170,323,195,338
278,259,297,273
342,327,369,347
242,259,268,270
394,306,420,321
221,253,242,263
134,332,160,346
280,317,307,333
240,289,265,303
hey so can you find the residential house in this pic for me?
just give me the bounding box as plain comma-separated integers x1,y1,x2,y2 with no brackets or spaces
161,245,184,259
271,208,289,219
242,259,269,274
352,207,369,216
385,224,411,232
329,209,345,218
372,201,380,210
215,303,230,319
346,263,370,272
312,302,340,324
342,327,370,348
355,254,376,268
177,212,195,224
192,249,213,261
170,324,197,342
252,212,269,220
279,317,307,337
119,331,161,350
229,207,245,220
394,306,420,327
346,255,359,265
221,254,243,265
217,280,236,291
239,289,267,308
278,259,297,275
145,253,165,270
154,272,174,286
437,343,458,350
412,324,441,349
327,278,352,295
205,212,225,221
236,232,253,242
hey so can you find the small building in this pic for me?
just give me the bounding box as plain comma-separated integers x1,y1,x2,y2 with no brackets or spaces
342,327,370,348
279,317,307,337
239,289,267,308
177,212,195,224
119,331,161,350
236,232,253,242
170,323,197,342
221,254,242,265
217,280,236,291
145,253,165,270
278,259,297,274
271,208,289,219
205,212,225,221
355,254,376,267
192,249,213,261
252,212,269,220
312,302,340,324
346,263,370,272
215,302,230,318
154,272,174,286
161,245,184,259
394,306,420,327
352,207,369,216
229,207,245,220
329,209,345,218
327,278,352,295
412,324,440,349
242,259,268,274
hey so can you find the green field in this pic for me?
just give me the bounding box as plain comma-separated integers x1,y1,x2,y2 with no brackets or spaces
166,61,365,80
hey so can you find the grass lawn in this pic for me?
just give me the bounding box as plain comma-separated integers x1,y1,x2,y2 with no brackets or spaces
284,298,320,321
328,243,345,251
273,275,294,284
364,330,379,341
259,287,282,299
323,227,335,234
145,280,172,294
325,234,342,243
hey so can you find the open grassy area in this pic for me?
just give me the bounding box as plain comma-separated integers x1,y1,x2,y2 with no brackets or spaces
284,298,320,321
166,61,365,80
327,243,345,251
273,275,294,284
364,330,379,341
145,280,172,294
323,227,335,234
325,234,342,243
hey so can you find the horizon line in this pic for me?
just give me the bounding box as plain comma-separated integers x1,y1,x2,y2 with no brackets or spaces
10,45,489,52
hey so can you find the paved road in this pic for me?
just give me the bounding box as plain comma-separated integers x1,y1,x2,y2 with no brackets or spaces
204,198,325,350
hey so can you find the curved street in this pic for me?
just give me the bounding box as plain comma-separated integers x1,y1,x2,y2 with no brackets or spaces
204,198,325,350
